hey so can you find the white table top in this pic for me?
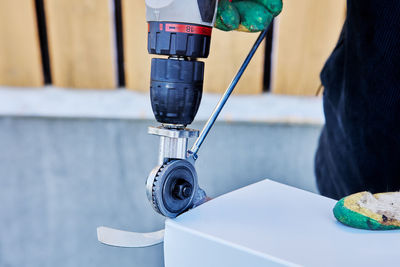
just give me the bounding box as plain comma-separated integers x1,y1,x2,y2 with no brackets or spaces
165,179,400,266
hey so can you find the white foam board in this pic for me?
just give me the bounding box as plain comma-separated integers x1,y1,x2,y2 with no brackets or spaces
164,179,400,267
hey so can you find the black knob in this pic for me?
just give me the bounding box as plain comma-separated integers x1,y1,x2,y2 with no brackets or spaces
172,180,193,200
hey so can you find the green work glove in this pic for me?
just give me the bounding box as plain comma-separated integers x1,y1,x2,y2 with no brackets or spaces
215,0,282,32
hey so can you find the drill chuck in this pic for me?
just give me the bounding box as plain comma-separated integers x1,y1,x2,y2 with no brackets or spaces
150,58,204,125
146,0,217,126
147,21,211,125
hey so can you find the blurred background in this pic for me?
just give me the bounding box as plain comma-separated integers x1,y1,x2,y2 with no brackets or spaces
0,0,345,266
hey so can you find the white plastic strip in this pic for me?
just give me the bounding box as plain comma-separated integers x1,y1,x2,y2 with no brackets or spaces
97,226,164,248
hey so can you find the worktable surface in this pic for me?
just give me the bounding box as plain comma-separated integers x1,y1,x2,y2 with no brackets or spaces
164,179,400,267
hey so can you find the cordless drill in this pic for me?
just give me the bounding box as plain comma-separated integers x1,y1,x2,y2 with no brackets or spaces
96,0,268,247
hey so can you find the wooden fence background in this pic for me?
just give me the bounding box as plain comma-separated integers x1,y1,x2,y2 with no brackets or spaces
0,0,345,95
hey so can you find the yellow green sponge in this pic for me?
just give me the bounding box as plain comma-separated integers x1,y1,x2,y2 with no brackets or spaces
333,191,400,230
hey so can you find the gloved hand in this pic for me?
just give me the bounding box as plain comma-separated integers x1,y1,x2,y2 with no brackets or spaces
215,0,282,32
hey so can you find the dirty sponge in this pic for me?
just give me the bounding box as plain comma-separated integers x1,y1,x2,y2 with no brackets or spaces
333,191,400,230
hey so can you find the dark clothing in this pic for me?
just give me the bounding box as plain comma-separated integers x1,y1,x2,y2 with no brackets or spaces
315,0,400,200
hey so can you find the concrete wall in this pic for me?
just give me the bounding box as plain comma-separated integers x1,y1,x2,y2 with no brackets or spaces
0,116,322,267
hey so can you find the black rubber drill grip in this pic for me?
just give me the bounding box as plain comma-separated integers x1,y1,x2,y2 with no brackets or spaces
150,58,204,125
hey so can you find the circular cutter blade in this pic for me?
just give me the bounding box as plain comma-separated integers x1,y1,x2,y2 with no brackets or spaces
146,159,198,218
